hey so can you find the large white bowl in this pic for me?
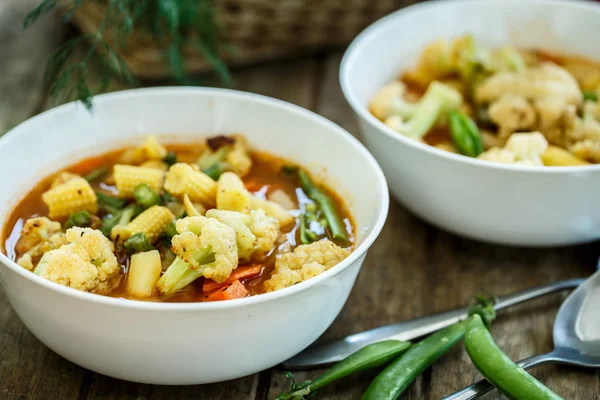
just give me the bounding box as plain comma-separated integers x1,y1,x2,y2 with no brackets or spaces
341,0,600,246
0,88,388,384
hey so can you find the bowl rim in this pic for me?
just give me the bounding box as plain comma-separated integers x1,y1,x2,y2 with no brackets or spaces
340,0,600,174
0,86,390,310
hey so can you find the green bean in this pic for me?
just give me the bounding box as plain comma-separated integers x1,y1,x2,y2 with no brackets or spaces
464,315,563,400
449,110,484,157
64,211,92,229
299,214,318,245
133,183,162,208
163,151,177,166
96,191,127,214
362,320,470,400
124,232,155,254
84,166,109,183
277,340,411,400
298,170,349,246
583,90,598,102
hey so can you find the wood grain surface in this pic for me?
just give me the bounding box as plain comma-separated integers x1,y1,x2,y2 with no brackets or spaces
0,2,598,399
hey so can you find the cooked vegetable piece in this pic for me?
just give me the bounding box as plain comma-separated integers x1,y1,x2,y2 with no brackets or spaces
541,145,590,166
50,172,80,188
34,227,121,294
163,151,177,166
464,314,563,400
197,145,231,180
205,279,249,301
113,165,164,198
277,340,412,400
140,136,168,160
133,183,162,208
164,163,217,207
298,170,349,246
84,166,109,183
100,204,143,237
64,211,92,229
216,171,250,211
157,216,238,295
124,232,155,254
582,90,598,102
205,209,256,261
372,81,463,139
203,264,262,292
449,110,484,157
264,240,350,292
126,250,162,297
42,177,98,219
111,205,174,243
15,217,66,270
140,160,169,171
96,191,127,214
183,193,205,216
227,134,253,177
299,213,318,245
363,300,496,400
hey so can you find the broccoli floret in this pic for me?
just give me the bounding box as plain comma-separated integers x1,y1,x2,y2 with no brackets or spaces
382,81,463,139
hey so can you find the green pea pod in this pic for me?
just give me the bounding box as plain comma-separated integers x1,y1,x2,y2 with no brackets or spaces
465,315,563,400
449,110,484,157
362,320,470,400
277,340,411,400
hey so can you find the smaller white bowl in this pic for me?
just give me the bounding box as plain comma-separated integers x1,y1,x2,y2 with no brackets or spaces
340,0,600,247
0,88,388,384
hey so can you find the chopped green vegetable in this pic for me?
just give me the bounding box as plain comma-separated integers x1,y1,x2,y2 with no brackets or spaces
583,90,598,102
133,183,162,208
64,211,92,229
100,204,143,237
124,232,155,254
299,214,318,245
84,167,109,183
203,163,224,180
96,191,127,214
197,146,231,180
277,340,411,400
281,164,299,176
298,170,349,246
449,110,484,157
163,151,177,166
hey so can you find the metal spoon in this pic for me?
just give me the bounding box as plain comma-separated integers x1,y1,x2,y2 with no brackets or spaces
283,278,584,370
442,269,600,400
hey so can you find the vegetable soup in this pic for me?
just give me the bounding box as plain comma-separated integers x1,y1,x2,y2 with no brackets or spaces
3,135,354,302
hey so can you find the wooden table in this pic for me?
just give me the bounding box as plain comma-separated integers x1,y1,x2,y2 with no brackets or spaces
1,1,599,399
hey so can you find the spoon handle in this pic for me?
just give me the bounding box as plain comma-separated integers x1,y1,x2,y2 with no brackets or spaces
441,352,557,400
283,279,583,369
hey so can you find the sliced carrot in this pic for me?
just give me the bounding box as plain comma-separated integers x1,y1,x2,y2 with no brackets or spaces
205,280,249,301
203,265,262,292
244,180,264,193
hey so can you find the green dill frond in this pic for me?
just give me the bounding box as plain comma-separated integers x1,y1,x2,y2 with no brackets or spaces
24,0,233,108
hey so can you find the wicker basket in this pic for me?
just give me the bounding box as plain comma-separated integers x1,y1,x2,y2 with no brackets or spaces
71,0,419,78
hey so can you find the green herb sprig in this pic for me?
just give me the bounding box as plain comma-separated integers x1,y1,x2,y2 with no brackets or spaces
24,0,232,108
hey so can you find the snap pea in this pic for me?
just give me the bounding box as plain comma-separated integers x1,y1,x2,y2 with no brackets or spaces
464,314,563,400
449,110,484,158
298,170,349,246
362,319,470,400
277,340,411,400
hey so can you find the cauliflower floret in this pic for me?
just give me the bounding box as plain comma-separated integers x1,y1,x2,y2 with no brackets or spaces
369,81,417,121
15,217,65,269
488,94,536,139
171,216,238,283
34,227,120,294
478,132,548,166
249,209,280,261
227,134,252,178
475,63,582,106
205,209,256,261
533,97,578,147
264,240,350,292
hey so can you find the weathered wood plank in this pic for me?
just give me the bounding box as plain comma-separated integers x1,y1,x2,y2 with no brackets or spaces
84,57,318,400
0,0,66,135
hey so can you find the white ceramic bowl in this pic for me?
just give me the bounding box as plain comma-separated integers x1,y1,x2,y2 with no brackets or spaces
341,0,600,246
0,88,388,384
